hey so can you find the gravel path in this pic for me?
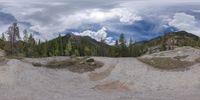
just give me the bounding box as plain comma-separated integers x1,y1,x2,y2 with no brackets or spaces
0,51,200,100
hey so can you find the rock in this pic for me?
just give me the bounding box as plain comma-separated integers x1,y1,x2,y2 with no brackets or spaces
0,49,6,57
86,58,94,63
89,62,96,66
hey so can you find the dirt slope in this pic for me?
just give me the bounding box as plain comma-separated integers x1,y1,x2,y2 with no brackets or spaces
0,47,200,100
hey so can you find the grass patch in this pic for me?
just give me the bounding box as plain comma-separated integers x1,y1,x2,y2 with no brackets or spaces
138,57,194,70
6,56,24,60
173,55,189,60
195,57,200,63
32,57,104,73
0,57,8,65
32,62,43,67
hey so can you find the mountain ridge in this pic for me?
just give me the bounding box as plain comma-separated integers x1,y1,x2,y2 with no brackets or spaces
131,31,200,56
1,30,200,57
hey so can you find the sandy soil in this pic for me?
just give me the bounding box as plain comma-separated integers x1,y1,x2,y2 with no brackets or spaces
0,47,200,100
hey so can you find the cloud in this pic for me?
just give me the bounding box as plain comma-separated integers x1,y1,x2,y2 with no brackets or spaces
73,27,115,45
0,0,142,40
32,7,141,34
1,0,200,42
168,12,200,36
192,10,200,13
60,8,142,28
28,8,135,36
0,12,17,38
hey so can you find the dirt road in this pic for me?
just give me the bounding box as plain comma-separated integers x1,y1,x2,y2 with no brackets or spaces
0,56,200,100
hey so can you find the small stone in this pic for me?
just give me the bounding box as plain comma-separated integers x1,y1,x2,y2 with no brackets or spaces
86,58,95,63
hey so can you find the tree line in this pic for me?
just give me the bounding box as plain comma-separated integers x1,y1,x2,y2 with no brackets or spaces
1,23,200,58
0,23,145,57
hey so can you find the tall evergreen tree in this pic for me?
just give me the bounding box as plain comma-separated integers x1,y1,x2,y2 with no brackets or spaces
119,33,127,57
128,37,133,56
58,34,64,56
6,22,20,55
28,34,35,45
68,40,72,55
26,34,36,57
23,29,29,42
64,44,70,56
43,40,48,57
54,40,59,56
1,33,6,41
113,40,119,57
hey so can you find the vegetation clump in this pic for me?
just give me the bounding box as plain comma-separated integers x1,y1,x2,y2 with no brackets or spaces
139,57,194,71
32,57,104,73
1,23,200,58
0,57,7,65
195,57,200,63
173,55,189,60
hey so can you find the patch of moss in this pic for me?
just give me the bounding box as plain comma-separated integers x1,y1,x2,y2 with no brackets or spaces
32,63,43,67
0,57,7,65
32,57,104,73
173,55,189,60
138,57,194,70
195,58,200,63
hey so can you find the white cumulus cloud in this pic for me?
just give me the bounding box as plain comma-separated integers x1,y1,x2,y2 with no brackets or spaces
168,12,200,36
60,8,142,29
1,3,142,40
73,27,115,45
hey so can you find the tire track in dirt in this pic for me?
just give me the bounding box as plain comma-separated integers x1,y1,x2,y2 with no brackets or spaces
88,60,119,81
92,80,130,92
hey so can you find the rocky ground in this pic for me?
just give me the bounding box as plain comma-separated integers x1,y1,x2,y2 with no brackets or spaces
0,47,200,100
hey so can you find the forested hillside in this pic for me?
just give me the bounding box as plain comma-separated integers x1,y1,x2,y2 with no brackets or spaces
1,23,200,58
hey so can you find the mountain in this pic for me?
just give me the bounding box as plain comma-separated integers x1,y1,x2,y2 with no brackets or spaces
2,30,200,58
40,31,200,57
131,31,200,56
38,33,112,57
63,34,110,48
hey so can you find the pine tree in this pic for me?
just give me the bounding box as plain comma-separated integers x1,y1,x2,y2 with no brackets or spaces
27,34,36,57
43,40,48,57
28,34,35,45
64,41,72,56
23,29,29,42
1,33,6,41
38,39,41,45
114,40,119,57
64,44,69,56
119,33,127,57
128,37,133,56
74,49,80,56
54,40,59,56
119,34,125,45
84,46,90,56
36,39,42,57
67,40,72,55
58,34,64,56
6,22,20,55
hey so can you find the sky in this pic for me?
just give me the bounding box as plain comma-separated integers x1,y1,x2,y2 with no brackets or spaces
0,0,200,44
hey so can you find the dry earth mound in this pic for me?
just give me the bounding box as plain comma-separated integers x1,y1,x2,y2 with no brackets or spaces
0,50,200,100
139,47,200,70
